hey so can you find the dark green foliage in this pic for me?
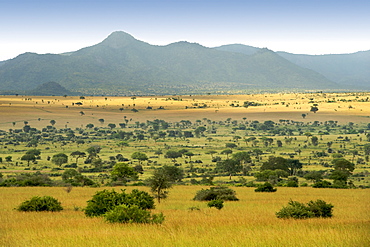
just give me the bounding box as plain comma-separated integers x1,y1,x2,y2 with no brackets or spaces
146,168,173,203
255,182,277,192
164,151,182,162
0,172,53,187
161,165,184,182
286,180,299,187
260,156,290,173
276,200,314,219
276,199,333,219
193,186,239,201
207,199,224,210
61,169,95,186
51,153,68,166
216,159,243,174
104,205,164,224
306,200,334,218
84,189,154,217
110,163,138,184
21,154,36,166
312,180,332,188
131,152,148,164
16,196,63,212
304,171,323,182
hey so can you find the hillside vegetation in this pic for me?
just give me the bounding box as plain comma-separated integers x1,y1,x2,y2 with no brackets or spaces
0,31,338,95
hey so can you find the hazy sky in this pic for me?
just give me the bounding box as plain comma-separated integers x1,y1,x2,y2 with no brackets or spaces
1,0,369,61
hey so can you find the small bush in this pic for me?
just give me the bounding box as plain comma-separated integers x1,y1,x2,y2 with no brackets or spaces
193,186,239,201
307,199,334,218
312,180,332,188
16,196,63,212
84,189,155,217
255,182,277,192
207,199,224,210
104,205,164,224
286,180,299,187
276,199,333,219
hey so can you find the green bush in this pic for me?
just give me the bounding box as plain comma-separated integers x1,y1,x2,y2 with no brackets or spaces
286,180,299,187
276,199,333,219
16,196,63,212
312,180,332,188
306,199,334,218
84,189,154,217
207,199,224,210
104,205,165,224
193,186,239,201
255,182,277,192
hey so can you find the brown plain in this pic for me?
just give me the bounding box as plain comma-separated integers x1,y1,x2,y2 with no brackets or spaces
0,92,369,130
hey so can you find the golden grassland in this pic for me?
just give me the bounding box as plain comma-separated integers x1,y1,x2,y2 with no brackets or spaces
1,186,369,247
0,92,369,130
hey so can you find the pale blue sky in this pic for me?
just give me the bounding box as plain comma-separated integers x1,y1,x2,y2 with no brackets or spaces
1,0,369,61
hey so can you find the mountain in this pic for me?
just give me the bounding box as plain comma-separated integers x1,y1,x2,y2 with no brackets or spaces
27,81,77,96
215,44,370,90
214,44,260,55
277,51,370,89
0,31,339,95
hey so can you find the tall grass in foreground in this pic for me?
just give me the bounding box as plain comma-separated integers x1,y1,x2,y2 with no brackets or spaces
1,186,369,247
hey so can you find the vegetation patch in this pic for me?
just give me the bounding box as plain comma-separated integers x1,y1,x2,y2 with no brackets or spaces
16,196,63,212
84,189,155,217
276,199,334,219
255,182,277,192
104,205,164,224
193,186,239,201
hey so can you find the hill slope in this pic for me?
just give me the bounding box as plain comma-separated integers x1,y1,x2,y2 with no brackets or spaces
215,44,370,89
0,31,338,95
277,51,370,89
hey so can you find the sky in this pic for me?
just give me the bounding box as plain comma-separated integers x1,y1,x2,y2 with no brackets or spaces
1,0,369,61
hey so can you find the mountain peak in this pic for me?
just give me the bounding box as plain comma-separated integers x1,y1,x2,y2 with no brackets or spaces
100,31,137,48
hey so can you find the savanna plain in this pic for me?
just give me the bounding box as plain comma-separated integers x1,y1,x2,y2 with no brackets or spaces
0,92,370,246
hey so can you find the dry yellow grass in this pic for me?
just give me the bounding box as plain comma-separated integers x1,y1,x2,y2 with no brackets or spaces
1,186,369,247
0,92,369,130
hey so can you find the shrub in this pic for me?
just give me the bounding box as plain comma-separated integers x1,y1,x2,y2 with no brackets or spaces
104,205,164,224
286,180,299,187
207,199,224,210
16,196,63,212
276,199,333,219
312,180,332,188
255,182,277,192
84,189,155,217
306,199,334,218
193,186,239,201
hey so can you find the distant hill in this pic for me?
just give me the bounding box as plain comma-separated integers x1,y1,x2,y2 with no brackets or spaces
214,44,260,56
277,51,370,89
215,44,370,90
27,81,77,96
0,31,341,95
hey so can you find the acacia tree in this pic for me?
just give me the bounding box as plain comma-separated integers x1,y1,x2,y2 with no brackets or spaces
146,168,173,203
220,149,233,159
111,163,138,184
21,154,36,166
165,151,182,163
131,152,148,164
52,153,68,167
330,158,355,183
70,151,86,165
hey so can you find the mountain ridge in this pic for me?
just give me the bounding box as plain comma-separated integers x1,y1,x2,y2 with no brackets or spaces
0,31,360,95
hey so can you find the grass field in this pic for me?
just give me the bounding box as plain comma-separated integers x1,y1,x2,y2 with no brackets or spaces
1,186,369,247
1,92,370,246
1,92,369,131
